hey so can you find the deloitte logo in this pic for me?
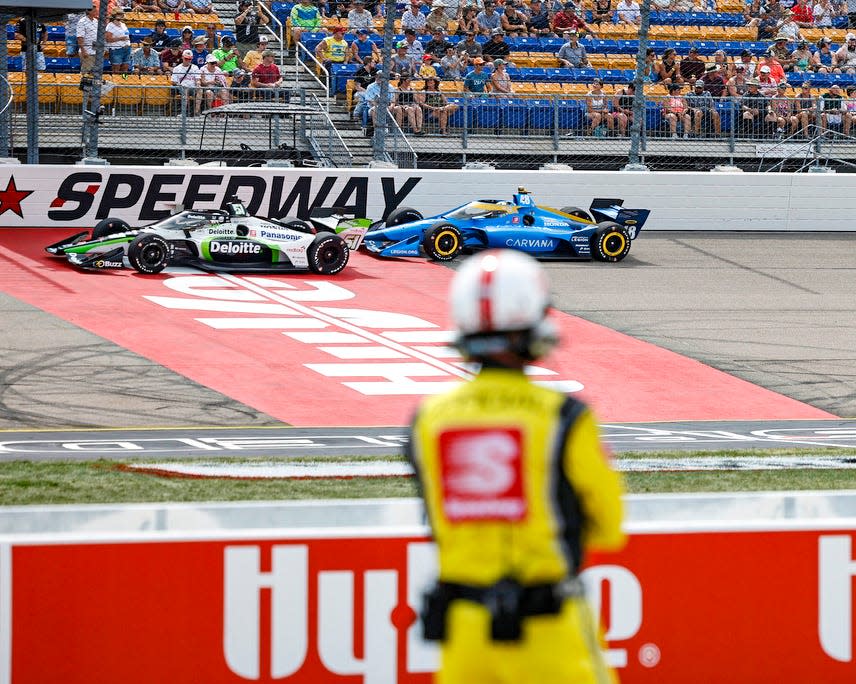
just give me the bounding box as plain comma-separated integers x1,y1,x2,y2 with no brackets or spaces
210,241,263,255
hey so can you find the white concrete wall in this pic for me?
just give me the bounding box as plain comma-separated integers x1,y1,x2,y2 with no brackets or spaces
1,165,853,231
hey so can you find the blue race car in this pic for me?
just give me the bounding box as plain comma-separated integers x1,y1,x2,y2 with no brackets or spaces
362,189,650,263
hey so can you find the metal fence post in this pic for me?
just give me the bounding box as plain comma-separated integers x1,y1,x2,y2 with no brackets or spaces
372,0,396,162
0,16,10,158
552,95,559,155
626,0,651,170
728,96,736,166
24,13,39,163
83,1,109,161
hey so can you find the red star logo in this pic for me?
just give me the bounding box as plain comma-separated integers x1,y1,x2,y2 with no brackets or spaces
0,176,33,218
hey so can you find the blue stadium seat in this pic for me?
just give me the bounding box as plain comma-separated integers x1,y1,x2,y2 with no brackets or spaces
598,69,626,84
45,57,77,72
743,41,770,55
446,97,467,128
518,67,548,82
648,40,673,54
557,100,584,131
46,26,65,41
507,37,540,51
569,67,598,83
539,38,564,53
330,63,357,93
693,41,722,55
644,101,663,134
502,99,530,131
7,56,22,72
717,41,745,57
545,67,572,82
616,40,640,54
299,32,327,53
715,100,736,134
671,41,694,55
527,98,555,130
590,39,619,54
471,98,502,129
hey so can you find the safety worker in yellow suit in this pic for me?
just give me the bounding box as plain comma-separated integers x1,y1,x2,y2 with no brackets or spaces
406,249,626,684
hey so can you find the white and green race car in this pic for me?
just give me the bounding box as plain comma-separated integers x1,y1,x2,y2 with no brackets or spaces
45,199,369,275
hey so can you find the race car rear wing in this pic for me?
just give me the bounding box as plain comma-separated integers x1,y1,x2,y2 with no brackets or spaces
589,198,650,237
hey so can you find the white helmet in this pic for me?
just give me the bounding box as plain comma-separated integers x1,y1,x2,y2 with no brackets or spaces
450,249,558,360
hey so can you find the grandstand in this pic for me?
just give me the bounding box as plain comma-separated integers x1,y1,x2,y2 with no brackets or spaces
3,1,856,169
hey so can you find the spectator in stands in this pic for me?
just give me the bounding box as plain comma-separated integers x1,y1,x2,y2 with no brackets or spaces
696,64,728,100
557,3,595,35
662,82,690,138
726,63,749,96
404,28,425,63
351,55,377,121
105,10,132,75
329,0,350,20
348,0,375,30
180,26,195,50
427,1,451,32
778,11,803,41
191,35,210,68
441,45,464,78
199,54,229,111
755,10,779,41
744,0,764,29
393,41,416,77
419,54,438,78
458,5,480,34
489,58,513,93
758,65,779,96
133,36,164,74
393,75,424,133
236,0,270,52
761,49,786,80
712,49,734,80
821,83,846,132
686,79,721,137
591,0,614,23
586,78,616,135
243,36,268,71
172,50,201,114
230,68,253,102
366,70,397,133
64,11,83,58
148,19,172,51
655,48,682,86
766,80,797,137
213,36,243,73
350,28,379,63
402,2,428,32
771,35,796,71
161,40,185,73
738,48,757,77
740,79,766,136
15,16,46,72
847,0,856,28
813,0,835,27
426,28,452,59
843,84,856,133
792,0,815,24
813,36,837,72
251,48,284,100
477,2,503,34
291,0,322,49
160,0,188,13
616,0,641,25
679,46,706,83
641,47,656,81
419,76,457,133
464,56,490,91
317,26,351,70
186,0,214,13
525,0,554,36
483,28,511,59
77,7,99,73
764,0,786,21
557,30,589,68
135,0,162,11
203,22,220,50
457,31,483,64
613,82,634,132
791,40,813,72
501,3,528,35
834,33,856,72
794,81,817,136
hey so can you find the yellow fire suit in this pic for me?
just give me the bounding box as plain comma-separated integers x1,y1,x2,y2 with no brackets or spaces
407,367,626,684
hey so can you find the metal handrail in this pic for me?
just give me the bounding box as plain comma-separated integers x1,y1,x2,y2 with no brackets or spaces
294,41,330,109
303,90,353,167
257,1,285,67
380,103,417,169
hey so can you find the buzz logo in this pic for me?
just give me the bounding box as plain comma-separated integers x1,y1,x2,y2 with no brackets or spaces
819,534,856,662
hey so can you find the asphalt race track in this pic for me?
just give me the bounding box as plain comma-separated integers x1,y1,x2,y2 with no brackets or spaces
0,230,854,460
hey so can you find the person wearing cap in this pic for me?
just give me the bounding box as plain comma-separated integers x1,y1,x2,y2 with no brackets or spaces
760,49,786,81
243,36,268,72
350,28,381,64
812,36,835,73
75,8,98,72
477,1,502,35
686,78,721,137
190,35,210,68
821,83,846,133
171,49,201,114
525,0,554,36
393,41,416,78
464,56,490,93
401,2,428,32
235,0,270,52
812,0,834,28
726,62,750,97
793,81,815,136
834,33,856,73
132,36,164,75
316,26,351,71
591,0,614,24
500,3,527,37
185,0,213,14
178,26,195,50
679,46,705,82
158,0,187,13
440,44,463,79
458,5,480,35
586,77,618,136
489,58,512,94
251,49,284,102
557,30,589,68
147,19,172,52
160,39,184,73
426,1,449,33
419,54,439,79
616,0,641,26
700,62,727,98
104,10,132,75
654,48,682,86
348,0,374,31
403,28,425,63
351,54,377,122
457,30,483,67
766,80,796,138
290,0,322,48
739,78,767,137
757,64,779,96
426,28,452,60
791,39,812,72
212,36,243,74
197,53,229,112
482,28,511,59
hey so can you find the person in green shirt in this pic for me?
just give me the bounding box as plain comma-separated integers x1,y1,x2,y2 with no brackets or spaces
212,35,243,74
290,0,322,50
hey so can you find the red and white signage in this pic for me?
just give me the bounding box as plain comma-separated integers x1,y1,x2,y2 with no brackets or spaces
4,526,856,683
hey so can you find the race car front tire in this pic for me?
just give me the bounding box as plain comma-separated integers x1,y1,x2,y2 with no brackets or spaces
560,206,594,223
92,217,131,239
591,222,631,263
422,223,462,261
307,233,349,275
385,206,423,227
127,234,171,274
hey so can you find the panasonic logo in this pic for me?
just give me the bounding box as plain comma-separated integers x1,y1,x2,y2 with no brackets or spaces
260,230,303,241
210,241,262,255
505,239,554,248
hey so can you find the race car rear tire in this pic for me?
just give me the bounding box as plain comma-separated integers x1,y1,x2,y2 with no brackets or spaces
422,223,462,262
560,206,594,223
284,219,315,234
92,217,131,239
307,233,349,275
591,222,631,263
127,234,171,274
385,206,423,227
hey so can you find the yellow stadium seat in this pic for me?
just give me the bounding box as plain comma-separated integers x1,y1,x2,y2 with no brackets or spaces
37,73,57,112
513,82,539,95
608,55,636,69
7,39,21,56
140,74,171,113
55,73,84,110
675,26,700,40
588,55,610,69
346,78,355,111
412,79,425,90
110,75,143,114
727,27,756,41
530,54,560,68
7,72,25,104
509,52,534,67
562,82,588,95
535,82,563,95
439,80,463,92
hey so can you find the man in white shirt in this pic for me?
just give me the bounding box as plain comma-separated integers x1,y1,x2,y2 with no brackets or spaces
171,50,202,115
199,54,230,112
401,2,427,32
76,6,99,73
616,0,641,25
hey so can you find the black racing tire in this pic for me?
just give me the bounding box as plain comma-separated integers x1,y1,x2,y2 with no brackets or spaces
591,222,631,263
284,219,315,234
92,217,131,239
422,223,462,262
560,206,594,223
307,232,349,275
385,206,423,227
127,233,171,274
